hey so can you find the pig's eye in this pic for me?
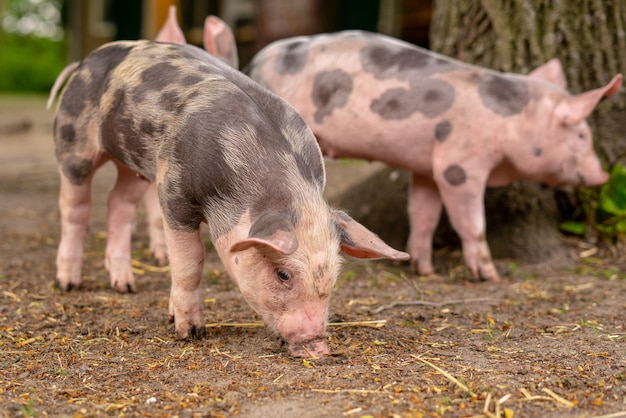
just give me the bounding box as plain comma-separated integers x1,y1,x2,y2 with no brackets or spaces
276,269,291,282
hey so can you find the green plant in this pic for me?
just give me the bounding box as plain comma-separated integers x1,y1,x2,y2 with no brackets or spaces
560,164,626,240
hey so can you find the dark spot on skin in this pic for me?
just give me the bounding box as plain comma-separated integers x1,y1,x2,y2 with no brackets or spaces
371,79,455,119
61,155,94,185
140,120,156,136
360,43,456,81
249,211,294,239
478,74,529,116
133,62,180,102
60,75,88,117
100,89,149,175
312,69,353,124
81,43,133,107
434,120,452,142
60,124,76,144
181,74,203,86
235,257,239,265
274,41,308,75
443,165,467,186
160,90,184,113
533,147,542,157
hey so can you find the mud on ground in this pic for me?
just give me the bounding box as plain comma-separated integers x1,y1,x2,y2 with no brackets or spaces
1,95,625,417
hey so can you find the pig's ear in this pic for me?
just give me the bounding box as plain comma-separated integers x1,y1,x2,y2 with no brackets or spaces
155,6,186,44
230,213,298,255
203,15,239,69
555,74,623,125
528,58,567,89
332,210,410,260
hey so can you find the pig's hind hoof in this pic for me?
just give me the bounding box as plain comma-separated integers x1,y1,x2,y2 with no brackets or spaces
186,325,207,340
54,277,80,292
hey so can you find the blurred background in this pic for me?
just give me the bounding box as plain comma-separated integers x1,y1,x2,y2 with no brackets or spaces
0,0,433,93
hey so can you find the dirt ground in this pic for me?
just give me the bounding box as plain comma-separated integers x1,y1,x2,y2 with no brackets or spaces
1,95,625,417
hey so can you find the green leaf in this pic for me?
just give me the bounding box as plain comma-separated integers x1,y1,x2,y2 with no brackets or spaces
559,221,586,235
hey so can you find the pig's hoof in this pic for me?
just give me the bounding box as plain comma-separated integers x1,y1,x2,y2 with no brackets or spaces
54,277,80,292
112,280,136,293
288,338,330,358
151,251,168,267
186,324,207,340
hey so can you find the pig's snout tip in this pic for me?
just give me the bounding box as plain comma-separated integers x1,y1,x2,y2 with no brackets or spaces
581,170,609,187
288,338,330,358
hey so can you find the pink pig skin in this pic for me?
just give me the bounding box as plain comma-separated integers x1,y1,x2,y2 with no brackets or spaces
245,31,622,282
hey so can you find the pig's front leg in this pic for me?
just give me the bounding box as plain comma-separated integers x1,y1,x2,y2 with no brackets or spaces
143,183,167,266
434,164,500,282
407,174,443,276
56,173,94,291
165,224,206,339
105,162,151,292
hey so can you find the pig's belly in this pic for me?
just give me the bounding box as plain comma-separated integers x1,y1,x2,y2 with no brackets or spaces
309,112,434,176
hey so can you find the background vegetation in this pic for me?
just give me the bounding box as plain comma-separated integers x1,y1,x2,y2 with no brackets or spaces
0,0,66,92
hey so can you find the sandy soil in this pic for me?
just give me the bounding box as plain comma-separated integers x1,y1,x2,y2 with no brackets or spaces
1,95,625,417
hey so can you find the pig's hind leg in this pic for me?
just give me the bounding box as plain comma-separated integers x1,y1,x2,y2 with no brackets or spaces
105,162,151,292
143,183,167,266
56,172,96,291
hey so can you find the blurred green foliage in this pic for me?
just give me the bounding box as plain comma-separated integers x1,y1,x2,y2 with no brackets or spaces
0,33,67,92
560,164,626,240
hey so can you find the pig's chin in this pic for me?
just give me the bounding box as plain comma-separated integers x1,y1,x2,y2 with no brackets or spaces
287,338,330,358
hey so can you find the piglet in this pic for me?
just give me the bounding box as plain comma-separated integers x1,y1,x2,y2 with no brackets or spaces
47,40,408,357
244,31,622,282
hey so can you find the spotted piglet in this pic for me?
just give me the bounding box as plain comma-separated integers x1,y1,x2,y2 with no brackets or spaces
48,40,409,357
245,31,622,282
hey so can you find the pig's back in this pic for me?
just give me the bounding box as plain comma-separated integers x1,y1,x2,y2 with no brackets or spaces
57,41,324,187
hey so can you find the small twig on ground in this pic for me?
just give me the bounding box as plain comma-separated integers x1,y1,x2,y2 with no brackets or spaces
371,297,496,314
204,320,387,329
541,388,575,408
411,354,475,397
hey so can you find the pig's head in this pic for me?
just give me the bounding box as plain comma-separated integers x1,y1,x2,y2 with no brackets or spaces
219,203,409,358
526,61,622,187
156,5,238,68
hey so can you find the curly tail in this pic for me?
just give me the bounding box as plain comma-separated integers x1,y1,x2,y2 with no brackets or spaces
46,62,80,110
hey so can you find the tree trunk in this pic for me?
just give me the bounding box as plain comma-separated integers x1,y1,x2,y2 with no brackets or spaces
336,0,626,268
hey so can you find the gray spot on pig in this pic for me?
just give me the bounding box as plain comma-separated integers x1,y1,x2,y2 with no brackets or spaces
533,147,542,157
101,89,149,176
133,62,180,102
181,74,203,86
81,43,133,106
249,211,295,239
312,70,353,124
60,124,76,144
60,76,88,117
478,74,529,116
371,80,455,120
274,41,308,75
360,43,455,80
443,165,467,186
61,155,94,185
435,120,452,142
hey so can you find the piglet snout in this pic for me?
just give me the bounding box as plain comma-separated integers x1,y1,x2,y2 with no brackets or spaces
288,337,330,358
